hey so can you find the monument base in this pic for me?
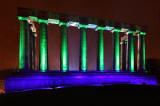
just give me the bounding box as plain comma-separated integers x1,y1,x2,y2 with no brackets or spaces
5,71,158,93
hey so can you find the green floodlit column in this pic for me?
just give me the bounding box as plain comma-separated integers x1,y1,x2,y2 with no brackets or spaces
112,29,120,72
97,27,104,71
127,31,135,72
142,33,146,71
60,22,68,72
137,32,146,71
39,19,48,72
18,16,28,70
79,24,87,72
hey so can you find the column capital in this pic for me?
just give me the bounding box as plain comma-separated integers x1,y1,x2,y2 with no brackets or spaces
127,30,136,34
96,26,104,31
59,21,68,26
140,32,146,36
18,16,28,21
79,24,88,28
38,19,48,24
28,16,39,22
113,28,121,32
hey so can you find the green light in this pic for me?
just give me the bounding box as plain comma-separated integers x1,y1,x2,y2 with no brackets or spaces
113,29,120,72
79,24,88,28
18,16,28,21
59,22,68,26
142,36,146,71
48,19,60,24
38,19,48,24
128,30,136,34
60,23,68,72
40,23,48,72
29,16,39,22
130,36,134,72
19,20,25,69
140,32,146,35
113,29,121,32
113,30,120,72
96,26,104,30
98,30,104,71
80,27,87,72
128,34,135,72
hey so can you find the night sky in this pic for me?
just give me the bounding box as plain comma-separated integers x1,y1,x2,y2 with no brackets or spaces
0,0,160,71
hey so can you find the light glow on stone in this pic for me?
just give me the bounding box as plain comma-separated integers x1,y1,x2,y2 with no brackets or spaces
140,32,146,35
87,24,97,29
120,28,128,32
29,16,38,22
142,35,146,71
67,21,79,27
127,33,135,72
5,72,158,93
96,26,104,31
80,27,87,71
19,20,25,69
48,18,59,24
38,19,48,24
113,29,120,72
40,23,48,72
104,26,114,31
79,24,88,29
60,22,68,72
98,30,104,71
18,16,28,21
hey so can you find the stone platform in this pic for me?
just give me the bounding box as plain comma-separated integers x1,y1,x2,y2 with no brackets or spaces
5,71,158,93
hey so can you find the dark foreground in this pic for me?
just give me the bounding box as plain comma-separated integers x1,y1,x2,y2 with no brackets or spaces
0,85,160,105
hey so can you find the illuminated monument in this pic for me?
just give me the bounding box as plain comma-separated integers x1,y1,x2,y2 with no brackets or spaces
5,8,157,93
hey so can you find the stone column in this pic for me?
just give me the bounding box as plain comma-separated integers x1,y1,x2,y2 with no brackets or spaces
137,32,146,72
18,17,26,70
96,27,104,71
18,16,29,71
60,22,68,72
120,40,127,71
39,19,48,72
112,29,120,72
29,27,36,70
79,24,87,72
126,31,135,72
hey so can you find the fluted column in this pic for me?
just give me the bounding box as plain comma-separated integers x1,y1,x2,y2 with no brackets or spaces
60,22,68,72
120,40,127,71
29,28,36,70
39,19,48,72
79,24,87,72
96,27,104,71
18,16,28,70
112,29,120,72
137,32,146,72
127,31,135,72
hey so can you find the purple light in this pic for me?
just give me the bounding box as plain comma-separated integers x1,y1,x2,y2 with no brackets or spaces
5,72,158,93
75,76,85,79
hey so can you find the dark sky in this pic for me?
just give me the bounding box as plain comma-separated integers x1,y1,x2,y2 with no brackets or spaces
0,0,160,71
